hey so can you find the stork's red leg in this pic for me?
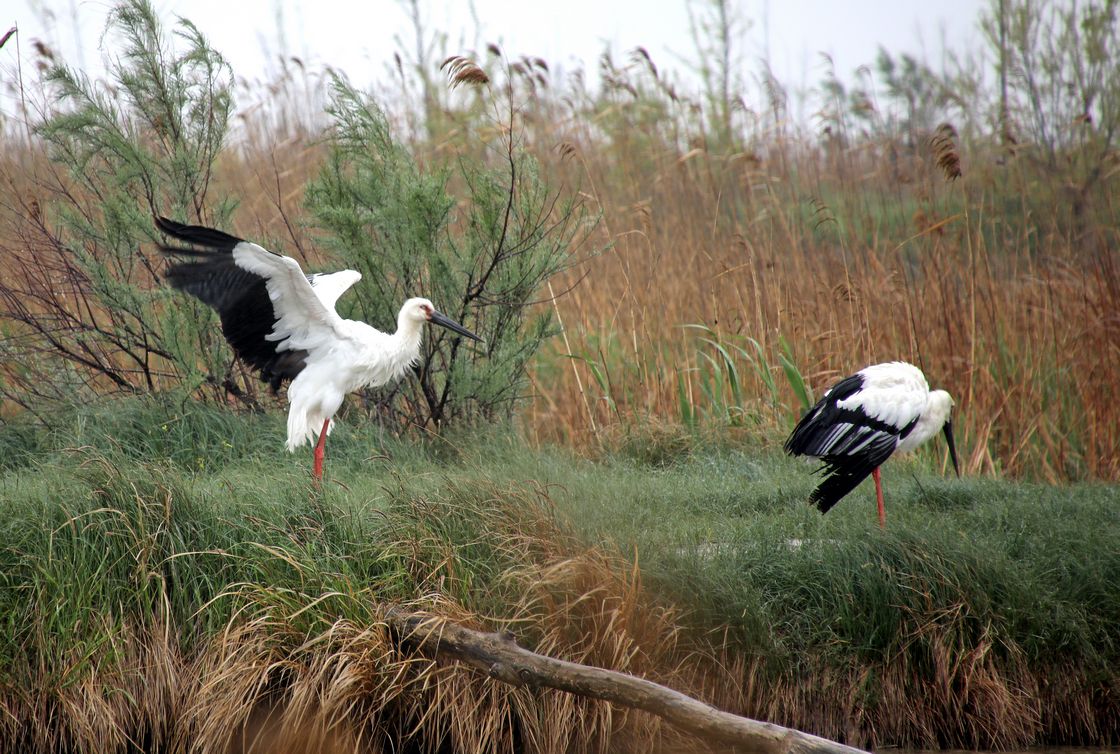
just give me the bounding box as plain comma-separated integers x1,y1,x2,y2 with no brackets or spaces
312,419,330,481
872,467,885,528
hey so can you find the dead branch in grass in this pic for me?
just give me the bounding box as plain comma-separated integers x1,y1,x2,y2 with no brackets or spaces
384,606,869,754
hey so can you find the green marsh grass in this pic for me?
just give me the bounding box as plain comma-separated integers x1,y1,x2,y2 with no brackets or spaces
1,397,1117,751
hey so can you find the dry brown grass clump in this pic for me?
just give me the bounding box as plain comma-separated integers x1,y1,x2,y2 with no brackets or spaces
182,490,756,754
0,622,191,753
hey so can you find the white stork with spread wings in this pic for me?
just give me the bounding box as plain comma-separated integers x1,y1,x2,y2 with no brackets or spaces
156,216,482,480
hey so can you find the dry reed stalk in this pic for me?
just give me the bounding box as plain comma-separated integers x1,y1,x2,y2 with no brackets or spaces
548,279,597,433
931,123,963,181
441,56,491,90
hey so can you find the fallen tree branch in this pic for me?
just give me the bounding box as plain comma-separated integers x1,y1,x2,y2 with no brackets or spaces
384,607,867,754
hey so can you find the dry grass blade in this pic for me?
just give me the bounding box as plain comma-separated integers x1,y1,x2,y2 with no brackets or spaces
932,123,963,180
631,46,658,79
31,38,53,61
0,26,16,50
441,55,490,89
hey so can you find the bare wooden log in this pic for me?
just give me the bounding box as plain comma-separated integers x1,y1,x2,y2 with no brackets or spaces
383,607,867,754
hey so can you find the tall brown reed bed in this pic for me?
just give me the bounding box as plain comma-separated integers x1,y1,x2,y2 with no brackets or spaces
519,126,1119,482
1,3,1117,480
5,97,1115,480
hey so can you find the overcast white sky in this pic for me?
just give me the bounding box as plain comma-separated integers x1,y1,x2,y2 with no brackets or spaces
3,0,988,123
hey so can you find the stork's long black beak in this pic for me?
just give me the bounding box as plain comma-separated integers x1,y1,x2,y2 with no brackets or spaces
944,420,960,477
430,310,484,342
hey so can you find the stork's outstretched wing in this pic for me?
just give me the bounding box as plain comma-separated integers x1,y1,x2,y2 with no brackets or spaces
156,216,359,390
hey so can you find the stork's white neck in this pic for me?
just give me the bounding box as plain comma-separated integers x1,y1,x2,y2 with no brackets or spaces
348,298,430,387
326,300,431,396
394,308,425,354
396,306,425,340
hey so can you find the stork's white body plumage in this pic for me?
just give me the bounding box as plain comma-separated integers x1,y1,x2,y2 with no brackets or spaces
785,361,959,525
157,217,482,478
282,306,425,451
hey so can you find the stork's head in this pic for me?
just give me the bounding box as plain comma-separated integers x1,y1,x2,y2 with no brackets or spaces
401,297,483,342
928,389,960,477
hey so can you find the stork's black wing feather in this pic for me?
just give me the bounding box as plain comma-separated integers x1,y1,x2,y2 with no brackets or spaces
784,373,916,513
155,215,247,252
784,374,866,456
157,216,308,391
807,431,899,513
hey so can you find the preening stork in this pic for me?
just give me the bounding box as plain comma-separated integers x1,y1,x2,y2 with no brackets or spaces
784,361,959,526
156,216,483,480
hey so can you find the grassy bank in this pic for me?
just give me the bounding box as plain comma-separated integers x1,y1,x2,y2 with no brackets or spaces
1,397,1117,752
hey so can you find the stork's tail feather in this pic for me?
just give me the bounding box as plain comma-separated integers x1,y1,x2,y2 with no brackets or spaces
783,409,820,456
809,460,876,514
286,412,333,453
